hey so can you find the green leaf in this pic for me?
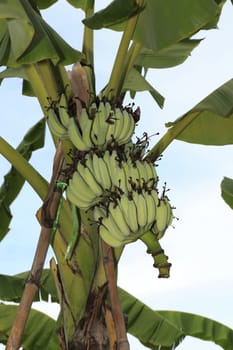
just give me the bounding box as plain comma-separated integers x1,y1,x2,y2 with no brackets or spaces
221,177,233,209
119,288,184,349
33,0,58,10
66,0,93,10
158,310,233,350
166,78,233,145
0,303,59,349
83,0,144,29
0,269,58,303
84,0,225,52
135,39,202,69
123,67,164,108
0,119,46,240
134,0,220,51
0,0,81,67
120,288,233,350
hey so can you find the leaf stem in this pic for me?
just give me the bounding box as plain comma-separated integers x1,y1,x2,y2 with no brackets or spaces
145,111,200,162
106,14,141,101
0,136,48,200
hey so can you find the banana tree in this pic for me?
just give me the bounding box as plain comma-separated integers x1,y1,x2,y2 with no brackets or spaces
0,1,233,350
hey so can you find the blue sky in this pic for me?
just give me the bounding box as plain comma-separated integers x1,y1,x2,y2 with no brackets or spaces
1,1,233,349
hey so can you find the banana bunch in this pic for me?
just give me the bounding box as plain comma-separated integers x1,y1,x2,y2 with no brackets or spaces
46,94,70,138
66,150,158,210
93,189,173,247
68,101,136,151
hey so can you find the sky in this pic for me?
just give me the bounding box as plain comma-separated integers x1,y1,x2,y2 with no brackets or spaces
1,1,233,349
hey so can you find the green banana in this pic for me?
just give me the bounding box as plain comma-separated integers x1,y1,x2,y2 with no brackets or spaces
67,171,98,209
66,182,93,209
90,102,109,147
118,109,135,145
112,107,124,142
98,224,122,247
110,199,131,238
134,190,148,230
68,117,89,151
145,189,158,229
47,108,68,138
79,108,94,149
119,193,138,233
76,162,103,197
58,93,70,128
155,197,173,239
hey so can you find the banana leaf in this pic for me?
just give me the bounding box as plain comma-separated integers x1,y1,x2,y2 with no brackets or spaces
2,269,232,349
221,177,233,209
30,0,58,10
123,67,164,108
0,119,45,241
0,0,81,67
83,0,144,29
158,310,233,350
0,303,59,349
0,270,58,303
119,289,233,350
66,0,94,10
165,78,233,145
134,39,202,69
84,0,225,52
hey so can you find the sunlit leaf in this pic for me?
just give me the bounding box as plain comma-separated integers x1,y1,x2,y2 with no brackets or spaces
166,78,233,145
221,177,233,209
0,304,59,349
0,119,45,240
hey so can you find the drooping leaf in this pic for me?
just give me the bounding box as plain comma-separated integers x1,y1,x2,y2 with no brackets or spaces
120,288,233,350
123,67,164,108
0,0,81,67
0,119,46,240
83,0,144,29
166,78,233,145
135,39,202,69
158,310,233,350
221,177,233,209
0,303,59,349
119,288,185,349
0,269,58,303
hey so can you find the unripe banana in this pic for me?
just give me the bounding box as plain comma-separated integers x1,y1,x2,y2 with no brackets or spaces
58,93,70,128
67,171,98,209
47,108,68,138
154,197,173,239
90,102,109,147
98,224,122,247
112,107,124,141
118,109,135,145
68,117,89,151
109,200,131,238
134,190,148,230
76,162,103,197
119,193,138,233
